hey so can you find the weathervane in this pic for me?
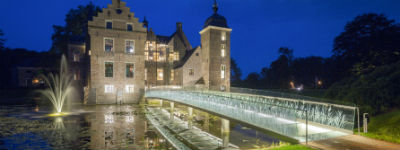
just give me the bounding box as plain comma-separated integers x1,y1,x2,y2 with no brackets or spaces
213,0,218,13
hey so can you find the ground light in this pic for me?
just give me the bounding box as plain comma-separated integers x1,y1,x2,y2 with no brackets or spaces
48,112,70,117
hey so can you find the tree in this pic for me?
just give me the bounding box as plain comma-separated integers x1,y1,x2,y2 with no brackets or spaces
290,56,325,88
0,29,5,49
278,47,294,61
50,2,101,54
260,47,292,89
333,13,400,75
230,58,242,86
243,72,261,88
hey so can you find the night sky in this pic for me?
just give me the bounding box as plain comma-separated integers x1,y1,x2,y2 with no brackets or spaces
1,0,399,76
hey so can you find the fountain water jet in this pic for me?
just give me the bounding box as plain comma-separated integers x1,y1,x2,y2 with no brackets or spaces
39,55,74,115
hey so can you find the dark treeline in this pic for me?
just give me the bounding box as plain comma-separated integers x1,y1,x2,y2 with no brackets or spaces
0,3,101,89
232,13,400,114
0,48,60,89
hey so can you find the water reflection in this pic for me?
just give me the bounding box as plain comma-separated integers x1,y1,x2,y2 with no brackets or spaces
0,105,172,150
147,98,290,149
0,100,292,150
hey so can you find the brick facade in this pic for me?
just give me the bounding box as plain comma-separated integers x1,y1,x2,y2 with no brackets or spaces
69,0,231,104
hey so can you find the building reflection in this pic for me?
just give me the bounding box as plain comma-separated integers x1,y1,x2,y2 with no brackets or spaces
87,105,170,150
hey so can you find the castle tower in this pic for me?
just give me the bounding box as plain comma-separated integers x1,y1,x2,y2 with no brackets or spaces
200,0,232,91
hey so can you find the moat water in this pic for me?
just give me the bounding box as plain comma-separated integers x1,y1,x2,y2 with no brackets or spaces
0,98,290,150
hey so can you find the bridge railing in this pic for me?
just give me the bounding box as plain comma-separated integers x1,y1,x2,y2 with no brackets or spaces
206,88,356,133
145,87,356,142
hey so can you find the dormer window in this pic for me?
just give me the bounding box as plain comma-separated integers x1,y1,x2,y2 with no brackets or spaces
106,21,113,29
127,23,133,31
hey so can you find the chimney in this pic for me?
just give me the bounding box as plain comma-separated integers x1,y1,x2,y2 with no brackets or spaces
176,22,182,32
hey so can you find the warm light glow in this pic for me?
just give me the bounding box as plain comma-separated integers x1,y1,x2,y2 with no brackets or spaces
32,79,39,84
317,80,323,85
289,81,295,89
48,112,70,117
157,69,163,80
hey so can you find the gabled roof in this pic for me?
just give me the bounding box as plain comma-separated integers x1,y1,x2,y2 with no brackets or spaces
171,31,192,50
174,46,200,69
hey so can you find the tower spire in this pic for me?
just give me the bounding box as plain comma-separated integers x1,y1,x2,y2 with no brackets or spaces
213,0,218,13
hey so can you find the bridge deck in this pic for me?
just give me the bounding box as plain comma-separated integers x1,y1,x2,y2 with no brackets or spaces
146,107,239,150
145,89,356,142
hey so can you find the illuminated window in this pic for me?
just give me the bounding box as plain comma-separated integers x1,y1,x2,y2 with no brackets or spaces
221,65,226,79
189,68,194,76
157,69,163,80
105,85,114,93
221,31,226,41
144,69,147,80
145,41,150,50
125,85,134,93
104,38,113,52
105,62,113,77
149,41,156,51
169,53,174,62
127,23,133,31
73,53,80,62
106,20,112,29
221,44,226,57
126,40,135,53
171,70,174,81
174,52,179,61
145,52,149,60
126,63,134,78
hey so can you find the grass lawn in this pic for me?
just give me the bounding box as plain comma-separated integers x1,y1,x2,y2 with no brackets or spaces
358,109,400,144
269,144,315,150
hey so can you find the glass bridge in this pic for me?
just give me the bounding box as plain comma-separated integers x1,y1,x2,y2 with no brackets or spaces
145,87,357,143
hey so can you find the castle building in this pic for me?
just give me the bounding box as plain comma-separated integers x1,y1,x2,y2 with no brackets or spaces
69,0,231,104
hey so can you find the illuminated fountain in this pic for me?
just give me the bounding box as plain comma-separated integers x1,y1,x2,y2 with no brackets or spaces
39,55,73,116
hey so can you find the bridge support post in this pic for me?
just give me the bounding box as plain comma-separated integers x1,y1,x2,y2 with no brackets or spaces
221,118,230,148
205,113,210,132
188,107,193,129
170,102,174,121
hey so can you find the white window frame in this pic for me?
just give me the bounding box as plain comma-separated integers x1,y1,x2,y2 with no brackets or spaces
221,65,226,79
105,85,114,93
125,40,135,54
125,62,134,78
104,61,114,78
104,37,114,52
105,20,113,29
125,85,134,93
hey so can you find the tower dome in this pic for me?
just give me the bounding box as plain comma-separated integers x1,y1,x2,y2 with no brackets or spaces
203,0,228,28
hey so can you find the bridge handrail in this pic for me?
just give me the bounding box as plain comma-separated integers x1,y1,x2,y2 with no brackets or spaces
146,87,356,132
230,87,357,107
